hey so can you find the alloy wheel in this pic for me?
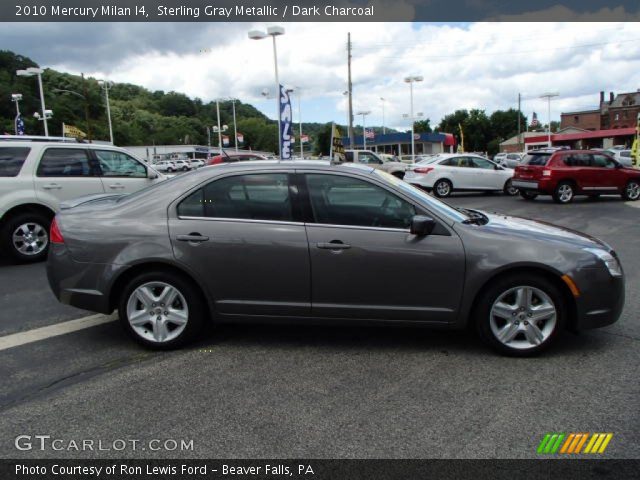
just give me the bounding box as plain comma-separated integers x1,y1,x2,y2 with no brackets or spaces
436,181,451,197
489,286,557,350
558,184,573,203
626,182,640,200
12,222,48,256
126,282,189,343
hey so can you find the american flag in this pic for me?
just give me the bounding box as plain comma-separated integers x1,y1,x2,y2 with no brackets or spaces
15,113,25,135
364,128,375,139
530,112,539,127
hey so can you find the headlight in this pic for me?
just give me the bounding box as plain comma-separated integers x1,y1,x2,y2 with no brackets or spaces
584,248,623,277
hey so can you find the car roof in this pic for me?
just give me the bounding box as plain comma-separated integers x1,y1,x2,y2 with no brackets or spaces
204,159,374,173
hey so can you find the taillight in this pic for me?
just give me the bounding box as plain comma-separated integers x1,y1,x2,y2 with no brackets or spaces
542,169,552,176
50,217,64,244
413,167,434,174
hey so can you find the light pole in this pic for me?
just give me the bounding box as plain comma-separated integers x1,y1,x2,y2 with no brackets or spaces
356,110,371,149
17,67,48,136
11,93,22,134
404,75,423,159
231,98,238,152
540,92,559,147
380,97,386,135
98,80,114,144
213,99,228,151
53,88,91,142
249,26,285,158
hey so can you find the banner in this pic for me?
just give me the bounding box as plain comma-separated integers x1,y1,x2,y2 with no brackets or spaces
301,134,309,143
222,135,229,146
14,113,24,135
330,123,345,162
236,132,244,143
63,124,87,138
279,84,293,159
632,112,639,168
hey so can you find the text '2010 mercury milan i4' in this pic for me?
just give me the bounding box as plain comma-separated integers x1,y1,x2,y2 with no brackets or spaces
46,161,624,356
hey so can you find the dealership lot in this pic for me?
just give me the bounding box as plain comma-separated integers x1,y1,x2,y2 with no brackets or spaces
0,194,638,459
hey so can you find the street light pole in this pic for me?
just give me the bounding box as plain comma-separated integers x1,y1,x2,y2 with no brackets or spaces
296,88,302,159
249,26,285,158
231,98,238,152
216,99,223,151
540,92,559,147
380,97,386,135
99,80,114,144
404,76,423,159
17,67,49,136
357,111,371,149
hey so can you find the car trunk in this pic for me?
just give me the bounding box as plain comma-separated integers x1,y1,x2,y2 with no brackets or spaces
514,153,551,180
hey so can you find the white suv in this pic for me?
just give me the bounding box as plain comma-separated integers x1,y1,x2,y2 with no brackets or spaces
0,136,166,262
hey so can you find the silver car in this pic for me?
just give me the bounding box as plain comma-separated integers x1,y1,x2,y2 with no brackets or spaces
47,161,624,356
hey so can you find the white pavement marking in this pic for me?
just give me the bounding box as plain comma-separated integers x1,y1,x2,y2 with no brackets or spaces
625,201,640,208
0,314,117,352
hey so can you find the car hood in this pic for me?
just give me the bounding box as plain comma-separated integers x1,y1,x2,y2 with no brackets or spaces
477,211,611,251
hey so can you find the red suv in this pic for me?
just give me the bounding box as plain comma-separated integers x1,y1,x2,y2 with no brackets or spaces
207,153,267,166
513,149,640,204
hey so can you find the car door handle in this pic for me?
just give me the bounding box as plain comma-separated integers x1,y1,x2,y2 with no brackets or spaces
108,183,125,189
316,241,351,250
176,234,210,243
42,183,61,190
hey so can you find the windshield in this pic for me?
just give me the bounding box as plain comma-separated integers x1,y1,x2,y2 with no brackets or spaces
416,155,442,165
373,170,468,223
521,153,551,166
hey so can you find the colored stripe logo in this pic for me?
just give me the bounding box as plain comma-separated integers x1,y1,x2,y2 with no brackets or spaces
537,433,613,454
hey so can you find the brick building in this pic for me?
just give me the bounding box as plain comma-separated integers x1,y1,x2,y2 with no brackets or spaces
561,90,640,131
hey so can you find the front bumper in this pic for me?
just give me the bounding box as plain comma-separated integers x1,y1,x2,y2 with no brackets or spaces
571,267,625,330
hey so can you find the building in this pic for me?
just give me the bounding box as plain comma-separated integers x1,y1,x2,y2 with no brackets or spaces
561,90,640,131
500,126,636,152
122,144,273,162
343,131,456,155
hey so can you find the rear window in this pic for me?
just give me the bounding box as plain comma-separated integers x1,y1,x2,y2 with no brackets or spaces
0,147,30,177
521,153,551,166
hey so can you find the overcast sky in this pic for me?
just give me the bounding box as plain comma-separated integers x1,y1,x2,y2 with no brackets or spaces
2,22,640,130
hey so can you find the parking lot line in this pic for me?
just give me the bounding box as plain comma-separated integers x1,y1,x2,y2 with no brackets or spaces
0,314,117,352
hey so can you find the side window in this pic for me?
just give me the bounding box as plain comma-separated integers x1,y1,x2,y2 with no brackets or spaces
564,154,590,167
95,150,146,177
37,148,93,177
359,152,383,165
471,158,495,169
344,151,354,162
592,154,614,168
0,147,30,177
306,174,415,229
177,173,292,221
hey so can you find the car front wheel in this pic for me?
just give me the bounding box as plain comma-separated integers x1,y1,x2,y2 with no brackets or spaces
1,212,51,263
433,179,452,197
475,273,565,356
622,180,640,201
119,271,206,349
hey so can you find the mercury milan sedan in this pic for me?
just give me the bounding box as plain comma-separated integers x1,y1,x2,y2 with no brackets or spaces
47,161,624,356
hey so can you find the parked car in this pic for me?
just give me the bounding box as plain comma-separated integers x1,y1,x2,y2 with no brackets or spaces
207,153,268,165
493,153,507,164
189,159,205,169
154,160,178,173
344,149,408,178
512,149,640,204
605,149,634,167
0,136,165,262
47,161,624,356
496,153,524,169
404,153,517,197
173,159,192,171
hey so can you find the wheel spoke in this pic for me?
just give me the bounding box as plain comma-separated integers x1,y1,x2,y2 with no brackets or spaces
135,286,156,309
529,304,555,322
515,287,532,309
158,286,178,307
129,309,150,326
524,322,544,345
492,301,516,320
152,319,169,342
497,322,520,343
166,308,188,325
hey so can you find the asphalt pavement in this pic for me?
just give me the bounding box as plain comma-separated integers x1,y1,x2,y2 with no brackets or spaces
0,193,638,459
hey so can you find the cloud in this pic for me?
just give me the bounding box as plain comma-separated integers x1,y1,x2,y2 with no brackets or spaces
1,21,639,130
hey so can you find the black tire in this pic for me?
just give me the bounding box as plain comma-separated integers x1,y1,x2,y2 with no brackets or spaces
182,166,189,171
622,179,640,201
552,181,575,204
474,273,566,357
1,211,51,263
118,270,207,350
519,190,538,201
167,167,174,173
503,179,519,196
433,179,453,198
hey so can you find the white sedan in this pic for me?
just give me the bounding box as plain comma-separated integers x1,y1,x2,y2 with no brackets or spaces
404,154,518,197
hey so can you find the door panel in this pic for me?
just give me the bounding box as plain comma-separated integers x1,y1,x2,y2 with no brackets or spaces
169,172,310,317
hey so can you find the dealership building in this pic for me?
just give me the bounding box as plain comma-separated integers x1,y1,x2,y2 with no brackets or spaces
343,131,457,155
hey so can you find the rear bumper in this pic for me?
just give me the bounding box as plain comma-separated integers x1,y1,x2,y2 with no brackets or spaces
572,268,625,330
512,180,539,190
46,244,121,315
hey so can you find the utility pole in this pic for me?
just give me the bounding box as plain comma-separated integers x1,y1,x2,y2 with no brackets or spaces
81,73,92,142
517,92,521,151
347,32,354,149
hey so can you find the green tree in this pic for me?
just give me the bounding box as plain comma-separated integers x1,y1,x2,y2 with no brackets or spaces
413,119,432,133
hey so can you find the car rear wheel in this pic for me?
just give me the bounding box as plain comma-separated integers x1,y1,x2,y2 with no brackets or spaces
433,179,452,197
503,179,519,196
519,191,537,201
553,181,575,204
119,271,206,349
475,273,565,356
622,180,640,201
1,212,50,263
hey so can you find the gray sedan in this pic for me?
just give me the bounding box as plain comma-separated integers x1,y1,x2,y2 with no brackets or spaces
47,161,624,356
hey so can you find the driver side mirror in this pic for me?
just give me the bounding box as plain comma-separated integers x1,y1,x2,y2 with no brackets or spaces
148,169,158,179
410,215,436,236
